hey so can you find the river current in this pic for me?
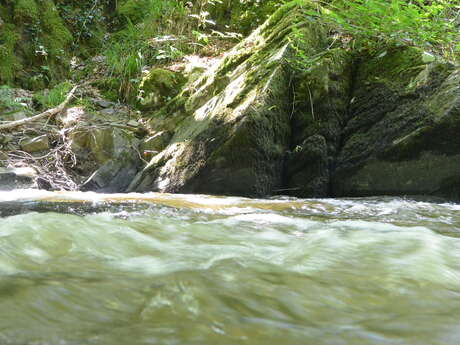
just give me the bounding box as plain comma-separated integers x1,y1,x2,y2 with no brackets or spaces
1,190,460,345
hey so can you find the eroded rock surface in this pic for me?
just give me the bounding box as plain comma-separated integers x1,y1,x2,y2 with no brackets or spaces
333,51,460,199
129,2,329,196
128,2,460,200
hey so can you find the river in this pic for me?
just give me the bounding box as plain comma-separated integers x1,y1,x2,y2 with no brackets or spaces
1,190,460,345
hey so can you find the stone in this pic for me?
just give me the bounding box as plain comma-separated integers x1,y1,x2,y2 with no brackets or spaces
0,167,37,190
20,135,49,153
81,157,140,193
137,68,186,111
127,119,139,127
12,111,28,121
92,98,116,109
100,107,117,116
0,151,8,165
0,135,13,145
67,122,143,192
87,129,114,164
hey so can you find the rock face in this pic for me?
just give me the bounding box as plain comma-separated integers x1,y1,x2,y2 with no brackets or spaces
333,51,460,199
129,2,329,196
128,2,460,200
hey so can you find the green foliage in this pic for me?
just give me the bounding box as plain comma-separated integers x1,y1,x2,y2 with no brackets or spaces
13,0,39,21
319,0,460,61
34,81,72,109
56,0,110,50
116,0,185,25
0,24,19,84
226,0,284,34
40,0,72,58
102,1,189,101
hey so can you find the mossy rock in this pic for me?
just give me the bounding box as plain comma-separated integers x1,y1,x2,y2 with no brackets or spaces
332,48,460,199
137,68,186,111
128,1,330,196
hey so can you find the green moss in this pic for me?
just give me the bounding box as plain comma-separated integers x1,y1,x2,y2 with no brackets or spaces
117,0,147,23
137,68,186,110
13,0,39,22
0,23,19,84
359,47,426,89
40,0,72,57
92,78,122,102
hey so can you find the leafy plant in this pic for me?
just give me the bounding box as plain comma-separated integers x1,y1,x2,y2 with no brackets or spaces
34,81,73,109
318,0,460,61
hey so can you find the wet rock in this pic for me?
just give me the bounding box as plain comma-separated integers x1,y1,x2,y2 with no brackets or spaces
69,123,142,192
81,158,140,193
20,135,49,153
0,167,37,190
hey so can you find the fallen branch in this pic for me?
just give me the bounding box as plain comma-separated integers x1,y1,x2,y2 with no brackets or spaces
0,85,79,131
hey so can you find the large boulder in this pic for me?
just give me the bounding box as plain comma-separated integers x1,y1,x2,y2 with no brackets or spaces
128,2,330,196
67,107,143,192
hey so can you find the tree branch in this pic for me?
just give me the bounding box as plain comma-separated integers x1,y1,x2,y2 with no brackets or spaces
0,85,79,131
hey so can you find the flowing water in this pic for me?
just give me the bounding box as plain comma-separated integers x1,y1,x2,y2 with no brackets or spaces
1,190,460,345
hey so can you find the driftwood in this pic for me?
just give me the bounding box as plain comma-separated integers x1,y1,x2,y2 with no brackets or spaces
0,85,79,131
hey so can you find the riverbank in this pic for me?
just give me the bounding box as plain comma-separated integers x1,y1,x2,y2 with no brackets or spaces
1,1,459,200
